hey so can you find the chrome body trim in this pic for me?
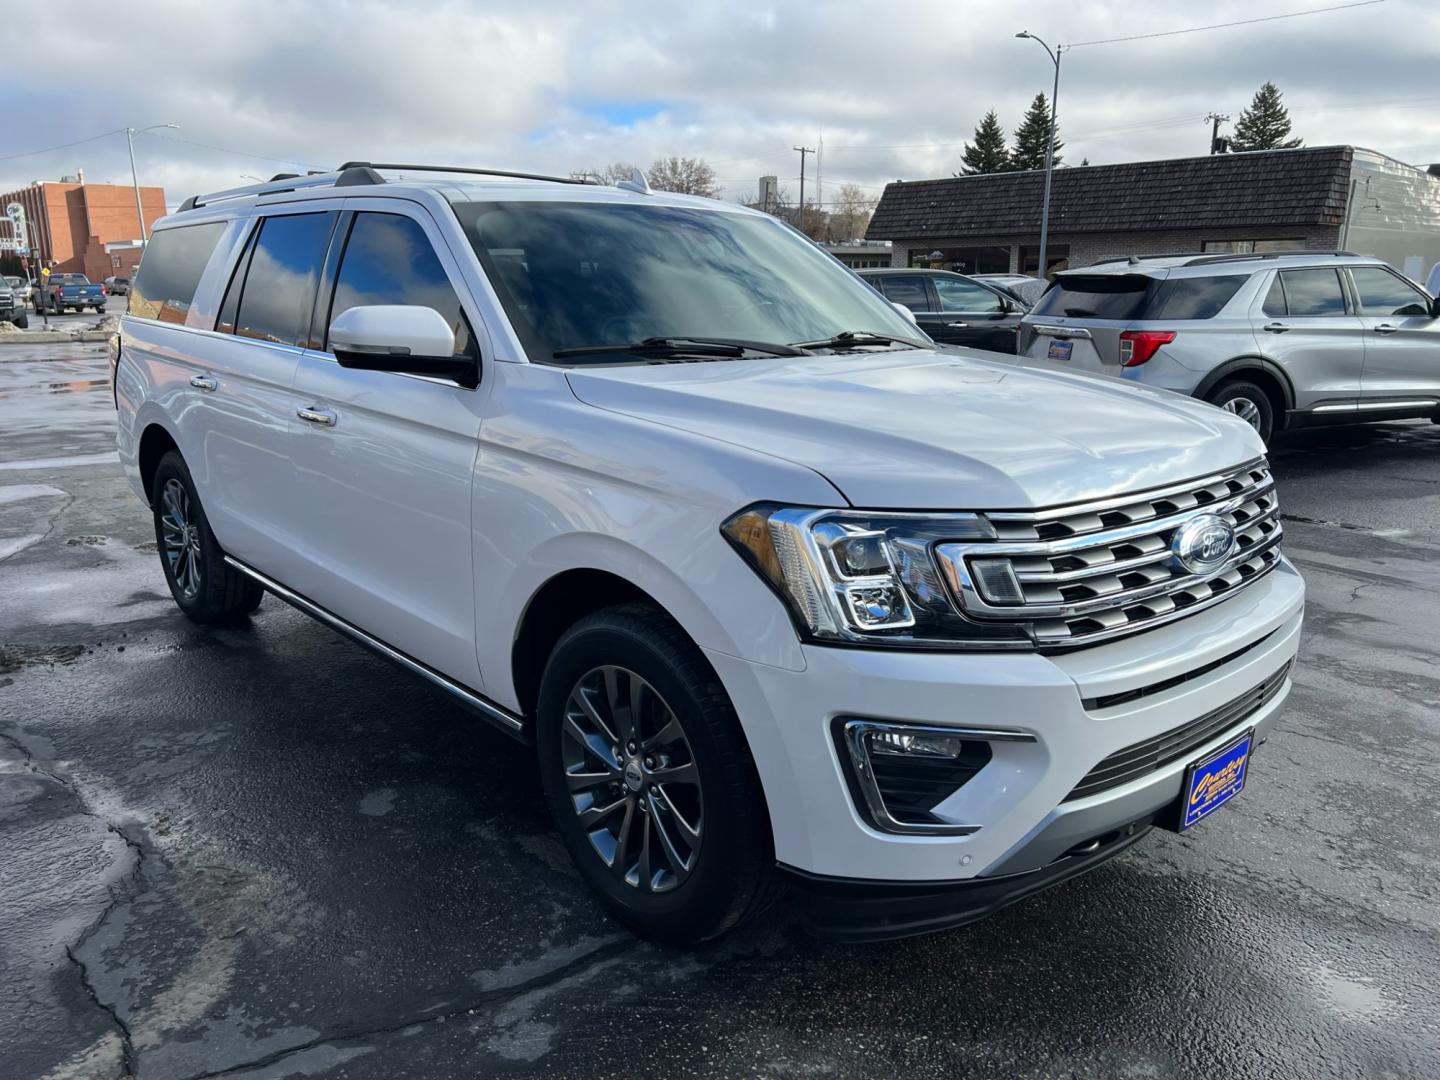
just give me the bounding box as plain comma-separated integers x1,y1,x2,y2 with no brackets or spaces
222,555,526,739
1313,399,1438,413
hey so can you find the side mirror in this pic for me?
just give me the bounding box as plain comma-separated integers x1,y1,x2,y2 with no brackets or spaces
892,301,919,325
329,305,477,389
1431,295,1440,320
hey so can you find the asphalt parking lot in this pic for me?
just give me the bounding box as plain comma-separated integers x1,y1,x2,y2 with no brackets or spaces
3,341,1438,1079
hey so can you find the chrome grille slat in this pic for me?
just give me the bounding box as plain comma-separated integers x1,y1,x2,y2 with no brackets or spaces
935,460,1284,648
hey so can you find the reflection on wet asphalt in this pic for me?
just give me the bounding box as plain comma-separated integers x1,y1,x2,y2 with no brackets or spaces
2,344,1438,1078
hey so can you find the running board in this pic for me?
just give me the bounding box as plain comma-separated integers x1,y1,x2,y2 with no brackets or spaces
223,555,527,741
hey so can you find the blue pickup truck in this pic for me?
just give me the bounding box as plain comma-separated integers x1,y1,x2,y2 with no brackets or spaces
39,273,107,315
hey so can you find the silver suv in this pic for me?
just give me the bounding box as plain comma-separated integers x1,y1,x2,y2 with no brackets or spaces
1018,251,1440,442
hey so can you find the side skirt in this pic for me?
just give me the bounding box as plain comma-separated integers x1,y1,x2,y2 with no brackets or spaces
223,555,528,743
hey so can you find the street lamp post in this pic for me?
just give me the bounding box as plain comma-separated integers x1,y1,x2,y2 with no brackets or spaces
124,124,179,244
1015,32,1063,280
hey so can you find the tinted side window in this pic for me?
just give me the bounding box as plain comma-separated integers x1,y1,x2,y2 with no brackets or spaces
1030,275,1155,320
1350,267,1431,317
1262,275,1287,317
327,213,474,357
234,213,336,346
932,276,1004,313
1146,275,1246,320
878,275,931,312
215,225,259,335
1277,269,1346,317
129,222,226,324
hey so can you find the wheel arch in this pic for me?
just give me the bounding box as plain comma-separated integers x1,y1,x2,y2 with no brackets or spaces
136,421,182,507
1194,358,1294,428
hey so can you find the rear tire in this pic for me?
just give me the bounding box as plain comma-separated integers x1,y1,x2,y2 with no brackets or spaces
151,450,264,624
12,313,26,329
535,604,775,944
1207,380,1274,443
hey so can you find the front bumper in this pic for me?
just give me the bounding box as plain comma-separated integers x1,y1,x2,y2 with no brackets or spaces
707,558,1304,897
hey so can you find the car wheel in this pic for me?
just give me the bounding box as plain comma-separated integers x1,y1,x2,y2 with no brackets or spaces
12,314,26,329
536,604,776,944
95,307,106,314
1208,380,1274,443
151,450,264,624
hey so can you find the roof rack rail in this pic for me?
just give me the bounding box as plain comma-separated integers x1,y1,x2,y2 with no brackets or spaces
1087,252,1210,267
177,171,346,212
337,161,592,185
1181,249,1359,267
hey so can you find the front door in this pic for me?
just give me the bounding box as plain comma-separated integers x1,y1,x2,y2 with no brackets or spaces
1251,267,1364,413
1346,265,1440,410
288,203,489,688
924,275,1022,353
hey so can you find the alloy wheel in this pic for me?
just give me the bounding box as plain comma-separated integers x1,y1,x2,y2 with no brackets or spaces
159,478,202,599
561,665,703,893
1222,396,1263,430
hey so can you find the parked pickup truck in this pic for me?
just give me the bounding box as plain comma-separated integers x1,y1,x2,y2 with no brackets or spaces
0,279,27,328
40,272,107,314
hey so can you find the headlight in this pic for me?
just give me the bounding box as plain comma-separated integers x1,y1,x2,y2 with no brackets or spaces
721,504,1031,648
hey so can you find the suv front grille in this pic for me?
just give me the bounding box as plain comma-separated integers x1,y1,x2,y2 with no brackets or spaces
1064,660,1291,802
937,460,1282,647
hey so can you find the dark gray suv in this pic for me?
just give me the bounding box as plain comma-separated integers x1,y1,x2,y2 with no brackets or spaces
1018,251,1440,442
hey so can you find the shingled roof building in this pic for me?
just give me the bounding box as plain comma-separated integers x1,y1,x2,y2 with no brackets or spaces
866,146,1440,282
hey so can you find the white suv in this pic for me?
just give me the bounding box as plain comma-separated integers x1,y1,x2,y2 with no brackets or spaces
114,163,1304,943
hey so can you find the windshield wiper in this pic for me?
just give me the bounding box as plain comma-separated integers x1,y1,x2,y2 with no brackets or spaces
790,330,925,351
552,336,804,360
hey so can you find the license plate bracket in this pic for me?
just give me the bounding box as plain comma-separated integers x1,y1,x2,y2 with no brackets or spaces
1178,729,1253,830
1046,339,1073,362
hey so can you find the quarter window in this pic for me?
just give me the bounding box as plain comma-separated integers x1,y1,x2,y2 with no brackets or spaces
1275,269,1347,317
129,222,226,324
327,212,475,357
233,213,337,347
1349,266,1432,318
1146,275,1246,320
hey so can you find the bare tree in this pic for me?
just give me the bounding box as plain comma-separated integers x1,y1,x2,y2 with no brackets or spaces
830,183,877,241
570,162,640,185
647,156,721,198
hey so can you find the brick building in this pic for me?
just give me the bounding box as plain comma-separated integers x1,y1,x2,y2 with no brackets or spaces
866,146,1440,281
1,179,166,280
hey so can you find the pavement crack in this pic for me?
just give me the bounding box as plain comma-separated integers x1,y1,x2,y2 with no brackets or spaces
65,940,138,1078
177,936,643,1080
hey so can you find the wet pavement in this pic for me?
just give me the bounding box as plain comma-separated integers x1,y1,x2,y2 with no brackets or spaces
2,343,1438,1079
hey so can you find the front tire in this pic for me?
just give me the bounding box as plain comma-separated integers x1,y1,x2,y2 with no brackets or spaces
1207,379,1274,443
536,605,775,944
11,313,26,329
151,450,263,624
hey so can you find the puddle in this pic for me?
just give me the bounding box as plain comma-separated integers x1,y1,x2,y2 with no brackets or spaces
1309,963,1392,1022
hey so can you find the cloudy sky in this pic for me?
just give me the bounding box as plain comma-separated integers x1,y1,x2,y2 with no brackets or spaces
3,0,1438,212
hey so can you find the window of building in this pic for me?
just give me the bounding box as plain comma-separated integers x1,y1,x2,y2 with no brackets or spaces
912,246,1011,275
129,222,227,324
1349,266,1432,317
327,212,475,357
1019,244,1070,278
1201,239,1307,255
231,213,337,347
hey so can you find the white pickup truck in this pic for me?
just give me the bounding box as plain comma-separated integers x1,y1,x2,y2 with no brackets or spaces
113,163,1304,943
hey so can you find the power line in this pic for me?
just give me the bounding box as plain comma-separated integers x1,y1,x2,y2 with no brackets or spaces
0,129,123,163
1066,0,1386,48
138,130,327,170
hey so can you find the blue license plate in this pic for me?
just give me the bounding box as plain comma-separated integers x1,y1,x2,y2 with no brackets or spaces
1181,730,1252,829
1046,339,1073,362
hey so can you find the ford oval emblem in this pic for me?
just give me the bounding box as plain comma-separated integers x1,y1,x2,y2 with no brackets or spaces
1170,513,1236,576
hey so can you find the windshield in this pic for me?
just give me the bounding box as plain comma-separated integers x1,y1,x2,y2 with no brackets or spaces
453,201,921,361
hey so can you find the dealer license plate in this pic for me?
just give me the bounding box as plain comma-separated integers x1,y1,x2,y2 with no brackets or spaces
1046,339,1073,362
1180,730,1253,830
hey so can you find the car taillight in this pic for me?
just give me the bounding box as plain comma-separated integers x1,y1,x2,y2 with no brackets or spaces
1118,330,1176,367
100,284,108,295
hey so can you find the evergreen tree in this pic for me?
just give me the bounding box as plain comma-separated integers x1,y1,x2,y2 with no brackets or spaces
959,111,1011,175
1011,93,1063,171
1230,81,1302,152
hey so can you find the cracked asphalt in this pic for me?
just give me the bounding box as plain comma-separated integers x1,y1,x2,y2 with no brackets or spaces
2,342,1439,1079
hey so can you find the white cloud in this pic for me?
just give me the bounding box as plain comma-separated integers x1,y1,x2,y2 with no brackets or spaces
4,0,1438,210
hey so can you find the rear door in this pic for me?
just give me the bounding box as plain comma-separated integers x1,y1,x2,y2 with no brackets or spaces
1019,273,1155,375
872,273,934,318
287,201,488,687
924,275,1023,352
1346,264,1440,410
1250,268,1363,413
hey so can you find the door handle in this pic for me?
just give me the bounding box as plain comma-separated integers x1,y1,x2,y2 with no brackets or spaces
296,406,337,426
1262,323,1291,333
1373,323,1399,335
189,374,217,391
945,321,970,329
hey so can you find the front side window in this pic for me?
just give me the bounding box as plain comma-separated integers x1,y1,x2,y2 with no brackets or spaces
1276,268,1347,317
453,201,919,361
130,222,226,324
232,213,336,346
931,276,1004,313
327,212,474,357
1349,266,1431,318
878,275,933,312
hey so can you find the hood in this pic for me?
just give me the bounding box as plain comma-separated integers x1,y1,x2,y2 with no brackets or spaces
565,349,1265,510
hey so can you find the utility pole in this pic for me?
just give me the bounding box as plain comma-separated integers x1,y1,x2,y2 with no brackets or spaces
794,146,814,237
124,123,179,244
1206,113,1231,155
1015,32,1063,279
